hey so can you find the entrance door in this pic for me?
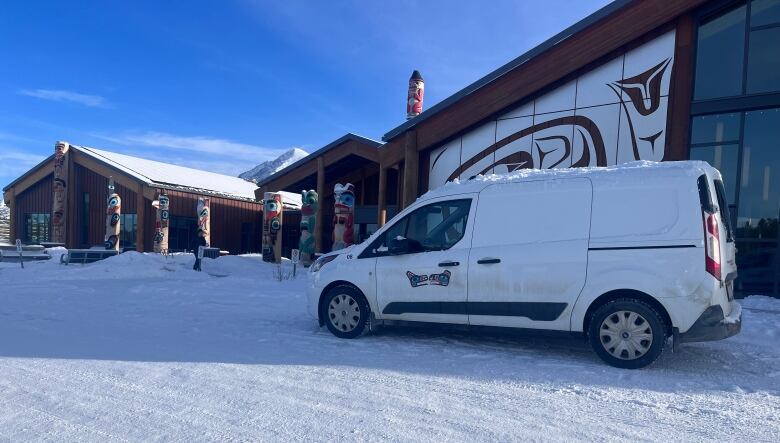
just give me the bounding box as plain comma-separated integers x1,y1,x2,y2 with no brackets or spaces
467,178,593,330
373,197,476,324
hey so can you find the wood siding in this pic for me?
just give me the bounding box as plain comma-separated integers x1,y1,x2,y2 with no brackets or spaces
74,164,137,248
14,174,53,243
145,188,263,254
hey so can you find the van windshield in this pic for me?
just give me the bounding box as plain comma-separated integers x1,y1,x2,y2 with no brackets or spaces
714,179,734,242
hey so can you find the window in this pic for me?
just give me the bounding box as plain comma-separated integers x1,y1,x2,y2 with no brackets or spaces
362,199,471,257
25,213,50,244
689,113,741,202
119,214,137,249
694,0,780,99
694,5,746,100
737,108,780,238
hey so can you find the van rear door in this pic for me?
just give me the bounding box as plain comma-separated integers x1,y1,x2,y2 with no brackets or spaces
698,172,737,298
467,178,593,331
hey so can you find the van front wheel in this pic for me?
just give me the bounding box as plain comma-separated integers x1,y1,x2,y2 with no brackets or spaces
323,285,369,339
588,299,666,369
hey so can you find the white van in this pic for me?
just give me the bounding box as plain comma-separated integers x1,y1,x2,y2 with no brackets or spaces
307,161,741,368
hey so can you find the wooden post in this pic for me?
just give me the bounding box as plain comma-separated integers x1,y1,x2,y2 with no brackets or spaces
7,188,16,242
377,166,387,227
315,157,325,253
402,130,418,208
666,14,696,161
136,186,146,252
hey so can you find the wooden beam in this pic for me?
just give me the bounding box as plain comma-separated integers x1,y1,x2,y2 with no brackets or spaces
66,150,76,248
315,157,325,253
136,184,146,252
666,14,696,160
402,131,419,207
11,159,54,197
377,166,387,227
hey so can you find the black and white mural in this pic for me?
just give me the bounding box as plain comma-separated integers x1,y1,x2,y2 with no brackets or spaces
428,31,676,188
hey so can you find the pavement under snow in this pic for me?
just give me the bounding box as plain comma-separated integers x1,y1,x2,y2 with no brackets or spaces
0,252,778,442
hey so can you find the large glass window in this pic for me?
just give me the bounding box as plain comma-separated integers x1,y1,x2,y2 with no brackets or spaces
25,213,50,244
746,26,780,93
694,5,746,100
737,108,780,238
120,214,137,249
695,0,780,99
689,113,742,202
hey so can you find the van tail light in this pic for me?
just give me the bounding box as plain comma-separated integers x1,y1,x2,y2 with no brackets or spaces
704,213,722,281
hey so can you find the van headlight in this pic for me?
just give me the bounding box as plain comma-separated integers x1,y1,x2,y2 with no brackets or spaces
311,255,337,272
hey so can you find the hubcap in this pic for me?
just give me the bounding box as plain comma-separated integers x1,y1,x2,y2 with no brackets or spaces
599,310,653,360
328,294,361,332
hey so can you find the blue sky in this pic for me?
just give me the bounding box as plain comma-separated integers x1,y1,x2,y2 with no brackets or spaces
0,0,610,188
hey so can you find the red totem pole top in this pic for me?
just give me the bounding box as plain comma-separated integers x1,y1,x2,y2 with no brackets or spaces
406,70,424,120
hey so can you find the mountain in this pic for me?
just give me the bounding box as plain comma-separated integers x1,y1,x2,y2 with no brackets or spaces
0,200,9,244
239,148,309,183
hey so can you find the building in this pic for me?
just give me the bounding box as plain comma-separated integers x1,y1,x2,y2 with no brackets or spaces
2,143,265,254
265,0,780,296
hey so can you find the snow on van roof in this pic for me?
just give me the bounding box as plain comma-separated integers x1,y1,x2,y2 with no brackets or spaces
421,161,715,200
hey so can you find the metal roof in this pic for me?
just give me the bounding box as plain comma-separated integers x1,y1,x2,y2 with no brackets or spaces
382,0,634,142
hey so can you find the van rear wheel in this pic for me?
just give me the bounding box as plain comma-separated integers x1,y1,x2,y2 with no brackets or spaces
588,299,666,369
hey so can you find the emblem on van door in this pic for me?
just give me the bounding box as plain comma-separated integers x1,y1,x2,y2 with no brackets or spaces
406,270,451,287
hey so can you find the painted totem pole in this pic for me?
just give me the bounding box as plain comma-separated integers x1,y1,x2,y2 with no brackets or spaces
104,178,121,251
299,190,318,266
262,192,283,263
197,197,211,245
332,183,355,251
406,70,424,120
153,193,170,253
52,141,70,244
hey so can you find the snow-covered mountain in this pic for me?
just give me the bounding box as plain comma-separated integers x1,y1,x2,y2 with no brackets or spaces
0,200,9,244
239,148,308,183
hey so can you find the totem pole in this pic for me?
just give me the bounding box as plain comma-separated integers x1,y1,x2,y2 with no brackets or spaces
153,192,170,253
262,192,283,263
52,141,70,244
406,70,425,120
299,190,318,266
332,183,355,251
104,178,121,251
197,197,211,246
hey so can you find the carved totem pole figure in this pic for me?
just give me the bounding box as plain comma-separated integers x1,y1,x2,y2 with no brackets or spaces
332,183,355,251
299,190,318,266
262,192,283,263
104,178,121,251
52,141,70,244
153,193,170,253
197,197,211,246
406,70,424,120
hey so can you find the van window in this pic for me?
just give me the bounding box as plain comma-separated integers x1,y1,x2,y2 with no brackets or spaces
714,179,735,242
697,175,716,213
360,199,471,257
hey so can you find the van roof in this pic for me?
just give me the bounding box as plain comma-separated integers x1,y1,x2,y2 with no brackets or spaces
420,160,717,200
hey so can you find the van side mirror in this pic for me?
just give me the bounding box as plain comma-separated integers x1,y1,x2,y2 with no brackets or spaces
388,237,423,255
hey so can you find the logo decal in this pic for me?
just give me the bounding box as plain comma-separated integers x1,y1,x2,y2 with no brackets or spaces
406,270,451,287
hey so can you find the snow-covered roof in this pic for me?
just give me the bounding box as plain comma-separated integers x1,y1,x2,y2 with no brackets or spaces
420,160,716,201
74,145,259,201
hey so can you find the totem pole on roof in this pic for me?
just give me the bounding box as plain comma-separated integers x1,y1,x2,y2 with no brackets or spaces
332,183,355,251
197,197,211,246
153,192,170,253
406,70,425,120
104,178,122,251
262,192,283,263
51,141,70,244
299,190,318,266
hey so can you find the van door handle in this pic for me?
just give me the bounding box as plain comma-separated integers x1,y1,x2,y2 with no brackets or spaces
438,261,460,267
477,258,501,264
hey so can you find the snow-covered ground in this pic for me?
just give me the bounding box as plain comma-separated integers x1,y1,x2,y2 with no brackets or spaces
0,252,778,442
